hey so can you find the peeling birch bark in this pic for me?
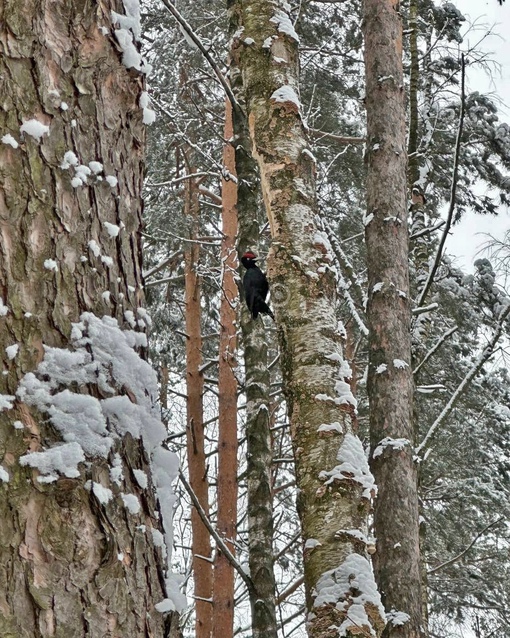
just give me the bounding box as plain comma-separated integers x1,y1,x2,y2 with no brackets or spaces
229,1,384,636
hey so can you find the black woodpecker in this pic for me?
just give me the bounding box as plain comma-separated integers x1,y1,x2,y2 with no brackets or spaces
241,251,275,320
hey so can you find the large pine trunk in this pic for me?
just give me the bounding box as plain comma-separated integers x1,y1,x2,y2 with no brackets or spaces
229,1,385,636
363,1,424,636
0,2,180,636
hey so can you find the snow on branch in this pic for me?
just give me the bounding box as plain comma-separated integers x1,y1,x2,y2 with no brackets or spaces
413,325,458,375
416,55,466,308
416,300,510,456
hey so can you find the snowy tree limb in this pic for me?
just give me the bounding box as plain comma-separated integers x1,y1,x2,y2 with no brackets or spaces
416,301,510,455
410,219,445,240
413,325,458,376
144,250,183,279
412,302,438,316
276,576,305,604
427,518,503,575
160,0,241,113
416,55,466,308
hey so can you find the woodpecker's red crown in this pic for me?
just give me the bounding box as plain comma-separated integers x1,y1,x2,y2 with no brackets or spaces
243,251,257,260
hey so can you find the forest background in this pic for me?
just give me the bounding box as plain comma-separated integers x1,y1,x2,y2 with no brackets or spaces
1,0,510,638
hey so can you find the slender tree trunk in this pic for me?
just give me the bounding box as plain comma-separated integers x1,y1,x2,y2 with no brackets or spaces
0,2,180,636
228,43,278,635
184,172,213,638
363,2,424,637
408,0,420,188
230,1,385,636
212,98,239,637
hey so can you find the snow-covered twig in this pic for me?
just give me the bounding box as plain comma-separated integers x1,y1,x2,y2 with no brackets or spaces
309,129,365,144
323,221,369,336
412,302,438,316
416,55,466,308
144,275,184,288
178,469,254,592
416,302,510,455
146,172,217,188
413,325,458,376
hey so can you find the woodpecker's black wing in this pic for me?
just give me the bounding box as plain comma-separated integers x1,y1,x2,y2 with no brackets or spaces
243,266,274,320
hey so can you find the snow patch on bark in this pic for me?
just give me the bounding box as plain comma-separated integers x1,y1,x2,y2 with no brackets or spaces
0,466,10,482
20,119,49,141
14,313,185,612
320,433,376,499
372,437,410,459
313,553,385,636
387,609,410,626
2,133,19,148
271,85,301,111
270,9,300,42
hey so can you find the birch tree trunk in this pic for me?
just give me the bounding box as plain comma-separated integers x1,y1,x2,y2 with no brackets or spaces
363,1,424,636
183,172,213,638
212,98,239,637
229,1,385,636
0,2,181,636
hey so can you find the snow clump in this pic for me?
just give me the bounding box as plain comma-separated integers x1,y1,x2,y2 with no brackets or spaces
20,119,49,141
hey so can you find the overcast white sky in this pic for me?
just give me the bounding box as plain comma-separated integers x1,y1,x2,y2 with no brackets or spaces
448,0,510,270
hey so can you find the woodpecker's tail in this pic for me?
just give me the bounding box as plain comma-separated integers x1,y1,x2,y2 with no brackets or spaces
259,300,275,321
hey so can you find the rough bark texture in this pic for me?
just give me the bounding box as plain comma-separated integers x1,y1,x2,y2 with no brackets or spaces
363,2,424,637
230,1,384,636
229,42,278,636
0,2,178,637
183,175,213,638
212,98,238,637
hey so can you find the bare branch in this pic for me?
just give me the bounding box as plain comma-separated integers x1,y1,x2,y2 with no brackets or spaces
427,518,504,575
160,0,241,114
178,469,254,593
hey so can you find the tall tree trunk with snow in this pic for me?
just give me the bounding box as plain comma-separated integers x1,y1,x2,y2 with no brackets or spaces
228,45,278,635
183,171,213,638
363,1,424,637
0,2,182,637
212,99,239,637
230,1,385,636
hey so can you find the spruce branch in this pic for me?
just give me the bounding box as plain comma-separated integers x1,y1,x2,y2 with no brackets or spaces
427,518,504,575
